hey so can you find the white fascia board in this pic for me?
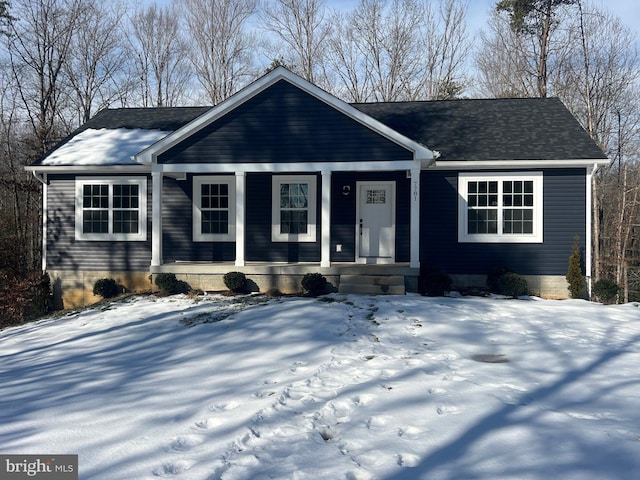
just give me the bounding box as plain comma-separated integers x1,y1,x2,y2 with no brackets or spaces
136,67,435,164
152,160,420,174
25,165,152,174
431,158,611,170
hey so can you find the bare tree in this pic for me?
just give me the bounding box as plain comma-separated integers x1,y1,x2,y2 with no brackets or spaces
182,0,258,105
260,0,331,84
7,0,87,154
418,0,470,99
476,10,539,97
327,0,470,102
65,1,130,123
496,0,577,98
127,3,192,107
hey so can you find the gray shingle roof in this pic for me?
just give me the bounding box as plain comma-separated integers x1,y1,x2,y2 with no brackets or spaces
353,97,608,161
78,106,212,132
33,97,607,166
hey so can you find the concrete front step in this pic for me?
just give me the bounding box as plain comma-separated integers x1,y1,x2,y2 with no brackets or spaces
338,275,405,295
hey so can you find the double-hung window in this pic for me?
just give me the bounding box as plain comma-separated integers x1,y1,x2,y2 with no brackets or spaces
75,177,147,241
272,175,317,242
193,176,236,241
458,172,542,243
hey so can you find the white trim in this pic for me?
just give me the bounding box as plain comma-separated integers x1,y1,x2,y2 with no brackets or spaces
26,165,151,174
152,160,420,174
433,158,610,170
235,172,245,267
75,177,147,241
152,172,162,266
192,176,236,242
135,67,434,164
586,163,597,292
458,172,543,243
410,168,420,268
356,181,396,264
41,174,48,271
272,175,317,243
321,171,331,267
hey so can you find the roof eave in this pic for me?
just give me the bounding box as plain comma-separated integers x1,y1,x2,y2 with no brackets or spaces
431,158,611,169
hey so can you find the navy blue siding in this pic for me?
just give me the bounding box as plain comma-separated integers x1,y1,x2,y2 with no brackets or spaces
420,169,586,275
245,173,321,262
330,171,410,262
162,176,236,262
159,80,413,164
46,174,152,271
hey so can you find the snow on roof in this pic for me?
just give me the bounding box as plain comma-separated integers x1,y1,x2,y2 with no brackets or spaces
40,128,171,166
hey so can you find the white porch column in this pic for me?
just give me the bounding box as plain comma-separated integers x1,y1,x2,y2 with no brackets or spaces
151,171,163,267
410,167,421,268
321,170,331,267
235,171,246,267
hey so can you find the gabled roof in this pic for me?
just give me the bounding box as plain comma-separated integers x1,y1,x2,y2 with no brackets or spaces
354,97,608,163
29,69,608,169
135,67,435,164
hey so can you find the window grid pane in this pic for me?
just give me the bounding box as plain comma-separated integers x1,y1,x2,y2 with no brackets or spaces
467,180,498,234
280,182,309,235
202,211,229,235
83,210,109,233
281,210,308,234
200,183,230,236
81,182,142,237
502,180,534,235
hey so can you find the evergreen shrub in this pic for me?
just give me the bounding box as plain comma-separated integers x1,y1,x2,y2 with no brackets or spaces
223,271,247,293
592,278,620,304
498,272,528,298
419,268,452,296
301,273,327,296
155,273,190,295
566,236,586,299
93,278,120,299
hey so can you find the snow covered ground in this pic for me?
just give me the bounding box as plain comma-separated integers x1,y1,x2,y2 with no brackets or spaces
1,293,639,480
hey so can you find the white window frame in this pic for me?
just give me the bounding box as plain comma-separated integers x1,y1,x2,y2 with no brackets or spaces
458,172,543,243
272,174,317,242
75,177,147,241
193,176,236,242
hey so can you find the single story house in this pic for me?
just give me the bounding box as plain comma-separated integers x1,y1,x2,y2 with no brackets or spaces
26,67,610,306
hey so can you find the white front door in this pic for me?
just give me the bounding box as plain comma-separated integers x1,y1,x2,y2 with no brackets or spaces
357,181,395,264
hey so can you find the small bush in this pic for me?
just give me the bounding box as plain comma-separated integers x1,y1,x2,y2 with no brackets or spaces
0,271,53,327
487,266,513,293
592,278,620,304
223,271,247,293
566,236,586,299
419,268,452,296
301,273,327,297
93,278,120,299
498,272,528,298
154,273,190,295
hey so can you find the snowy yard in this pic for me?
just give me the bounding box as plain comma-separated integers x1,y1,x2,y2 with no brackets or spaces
0,293,639,479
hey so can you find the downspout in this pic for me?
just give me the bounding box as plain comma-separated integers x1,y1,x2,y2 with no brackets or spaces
32,171,48,271
586,162,598,298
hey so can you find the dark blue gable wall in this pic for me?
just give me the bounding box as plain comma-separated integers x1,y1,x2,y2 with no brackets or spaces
420,169,586,275
158,80,413,164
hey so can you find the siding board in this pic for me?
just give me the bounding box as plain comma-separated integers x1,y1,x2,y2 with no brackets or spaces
46,175,152,271
420,169,586,276
159,80,413,164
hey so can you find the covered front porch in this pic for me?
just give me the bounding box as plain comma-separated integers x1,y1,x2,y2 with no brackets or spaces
150,262,420,295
